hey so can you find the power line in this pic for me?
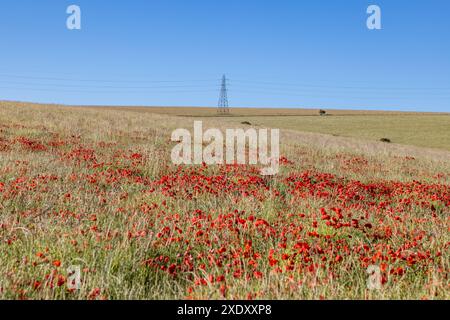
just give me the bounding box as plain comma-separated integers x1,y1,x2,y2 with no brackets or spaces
0,73,218,84
230,86,450,97
0,86,218,94
0,72,448,105
230,79,450,92
233,89,450,101
0,72,448,91
0,80,220,90
229,85,450,96
0,73,448,92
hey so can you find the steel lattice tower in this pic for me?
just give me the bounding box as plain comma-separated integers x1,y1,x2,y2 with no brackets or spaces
218,75,230,114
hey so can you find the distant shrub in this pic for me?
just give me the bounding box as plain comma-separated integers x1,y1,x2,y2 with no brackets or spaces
241,121,252,125
319,109,327,116
380,138,392,143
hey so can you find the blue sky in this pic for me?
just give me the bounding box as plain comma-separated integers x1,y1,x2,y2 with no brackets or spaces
0,0,449,111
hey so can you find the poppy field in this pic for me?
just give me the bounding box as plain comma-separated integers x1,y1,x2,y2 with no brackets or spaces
0,102,449,300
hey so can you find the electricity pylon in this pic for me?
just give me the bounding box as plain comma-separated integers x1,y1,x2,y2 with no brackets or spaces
218,75,230,114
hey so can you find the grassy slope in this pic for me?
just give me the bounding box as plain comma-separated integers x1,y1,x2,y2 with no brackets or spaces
0,101,449,300
72,105,450,151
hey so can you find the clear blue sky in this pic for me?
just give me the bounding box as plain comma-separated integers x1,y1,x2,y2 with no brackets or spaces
0,0,449,111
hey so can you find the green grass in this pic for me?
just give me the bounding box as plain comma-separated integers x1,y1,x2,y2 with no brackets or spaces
220,114,450,151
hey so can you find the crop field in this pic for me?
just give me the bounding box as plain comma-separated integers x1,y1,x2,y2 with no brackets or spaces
0,101,449,300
